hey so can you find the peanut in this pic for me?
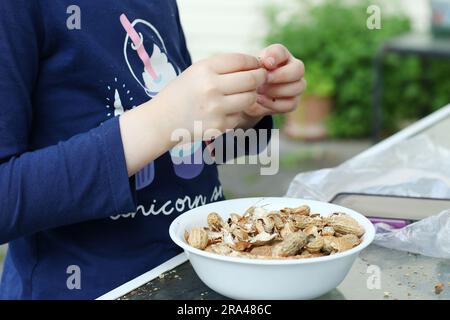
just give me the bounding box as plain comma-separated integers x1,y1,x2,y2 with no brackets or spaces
327,213,365,237
187,228,209,249
292,205,310,216
272,231,307,257
207,212,224,231
305,235,324,253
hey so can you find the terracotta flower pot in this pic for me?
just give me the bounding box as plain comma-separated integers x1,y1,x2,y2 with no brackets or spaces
282,95,333,141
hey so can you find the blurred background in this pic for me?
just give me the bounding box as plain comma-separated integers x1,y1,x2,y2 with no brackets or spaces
177,0,450,198
1,0,450,277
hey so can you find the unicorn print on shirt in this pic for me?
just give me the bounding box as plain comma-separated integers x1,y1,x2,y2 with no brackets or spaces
119,14,204,190
120,14,178,97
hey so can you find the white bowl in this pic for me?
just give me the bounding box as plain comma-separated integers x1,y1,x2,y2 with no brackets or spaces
169,197,375,300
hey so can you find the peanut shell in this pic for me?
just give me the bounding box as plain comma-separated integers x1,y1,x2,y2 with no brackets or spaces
187,228,209,249
272,231,307,257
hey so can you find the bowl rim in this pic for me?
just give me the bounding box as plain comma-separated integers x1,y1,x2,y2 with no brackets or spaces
169,197,376,266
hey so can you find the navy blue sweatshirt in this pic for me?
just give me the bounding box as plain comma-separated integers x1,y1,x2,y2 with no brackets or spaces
0,0,272,299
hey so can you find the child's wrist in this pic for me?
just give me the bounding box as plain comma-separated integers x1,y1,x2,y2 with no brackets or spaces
142,98,180,149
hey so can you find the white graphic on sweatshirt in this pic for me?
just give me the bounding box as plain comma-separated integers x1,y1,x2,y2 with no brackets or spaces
141,44,178,94
113,89,125,117
109,185,224,220
121,16,179,98
105,78,135,119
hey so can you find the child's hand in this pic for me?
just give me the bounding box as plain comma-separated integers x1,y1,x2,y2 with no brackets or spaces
241,44,306,121
155,53,267,140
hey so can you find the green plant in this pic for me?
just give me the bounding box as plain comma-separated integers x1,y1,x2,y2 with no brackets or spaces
304,62,335,98
263,0,450,138
272,113,285,129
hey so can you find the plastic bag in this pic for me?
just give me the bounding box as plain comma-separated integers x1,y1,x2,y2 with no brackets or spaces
285,135,450,259
286,135,450,202
374,209,450,259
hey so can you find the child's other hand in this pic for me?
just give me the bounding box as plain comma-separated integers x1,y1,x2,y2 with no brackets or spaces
242,44,306,120
155,53,267,140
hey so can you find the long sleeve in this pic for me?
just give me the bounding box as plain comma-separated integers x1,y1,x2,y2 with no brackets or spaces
0,0,228,300
0,1,136,244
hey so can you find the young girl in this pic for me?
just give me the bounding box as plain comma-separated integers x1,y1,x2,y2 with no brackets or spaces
0,0,305,299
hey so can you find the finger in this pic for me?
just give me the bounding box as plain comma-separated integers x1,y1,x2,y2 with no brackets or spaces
259,44,291,70
219,68,267,94
266,59,305,84
260,79,306,98
256,95,300,113
220,91,258,114
210,53,262,74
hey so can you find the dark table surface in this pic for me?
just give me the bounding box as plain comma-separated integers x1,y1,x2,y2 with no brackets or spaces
120,245,450,300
